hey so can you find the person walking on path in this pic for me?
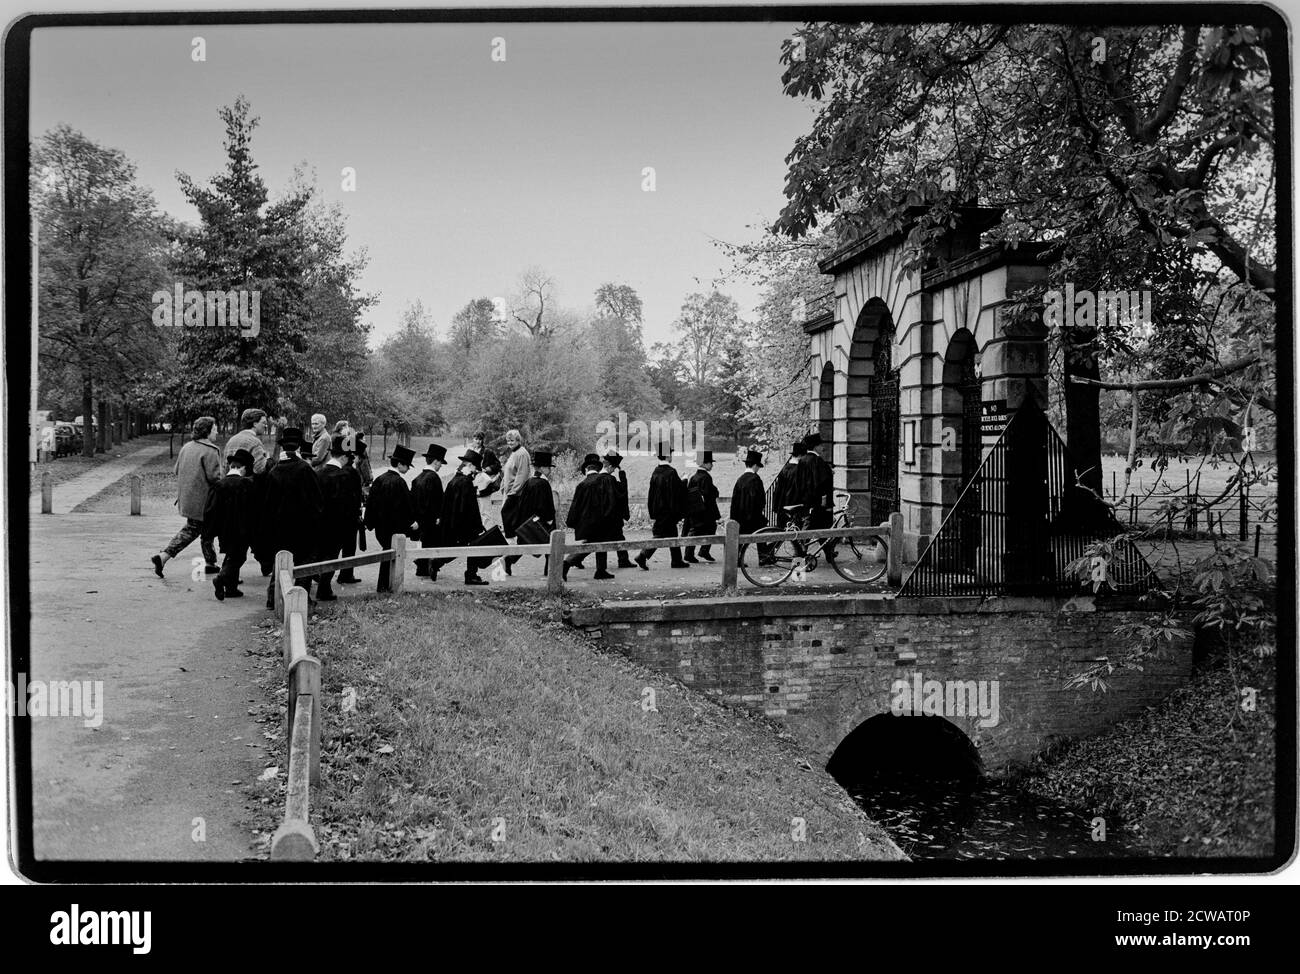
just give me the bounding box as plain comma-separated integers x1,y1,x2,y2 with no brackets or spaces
683,450,721,563
151,416,223,578
254,427,326,608
498,429,532,559
202,448,258,600
635,441,689,571
563,453,620,581
411,443,447,579
604,450,634,568
364,444,418,593
309,413,330,469
312,435,364,602
439,448,490,586
504,450,556,576
731,449,770,565
224,408,270,474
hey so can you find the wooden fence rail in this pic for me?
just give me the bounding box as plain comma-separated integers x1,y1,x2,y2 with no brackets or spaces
284,515,905,601
269,580,322,861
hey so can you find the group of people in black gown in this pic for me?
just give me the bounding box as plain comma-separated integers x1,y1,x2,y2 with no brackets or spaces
187,416,839,603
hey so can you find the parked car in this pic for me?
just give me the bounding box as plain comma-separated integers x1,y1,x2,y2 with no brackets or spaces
53,422,83,458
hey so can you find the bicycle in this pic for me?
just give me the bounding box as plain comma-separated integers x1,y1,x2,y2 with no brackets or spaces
738,490,889,587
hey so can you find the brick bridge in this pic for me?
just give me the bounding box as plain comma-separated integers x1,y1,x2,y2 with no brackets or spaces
567,593,1194,775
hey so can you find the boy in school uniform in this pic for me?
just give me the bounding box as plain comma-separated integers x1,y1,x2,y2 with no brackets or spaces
505,450,557,575
203,448,258,601
563,453,620,581
411,443,447,579
683,450,721,563
364,444,418,593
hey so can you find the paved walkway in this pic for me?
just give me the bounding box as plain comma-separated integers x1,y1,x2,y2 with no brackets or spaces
30,442,170,515
28,514,270,862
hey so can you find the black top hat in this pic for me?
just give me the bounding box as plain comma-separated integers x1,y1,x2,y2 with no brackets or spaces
423,443,447,463
697,450,714,465
278,427,304,448
603,449,623,467
532,449,553,468
459,449,483,469
229,448,256,471
390,444,416,467
330,434,348,455
791,441,808,456
581,452,602,472
656,440,673,461
745,449,764,467
804,431,823,448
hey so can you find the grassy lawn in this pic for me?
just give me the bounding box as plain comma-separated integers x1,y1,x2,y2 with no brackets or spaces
1016,647,1277,858
255,592,902,863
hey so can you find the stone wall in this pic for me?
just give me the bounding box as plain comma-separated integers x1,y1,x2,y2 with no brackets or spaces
567,594,1194,769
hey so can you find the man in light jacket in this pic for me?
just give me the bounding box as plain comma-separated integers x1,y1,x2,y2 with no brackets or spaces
224,407,270,473
151,416,224,578
309,413,330,469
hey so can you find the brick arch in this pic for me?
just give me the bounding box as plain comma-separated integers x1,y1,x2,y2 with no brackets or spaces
826,712,983,787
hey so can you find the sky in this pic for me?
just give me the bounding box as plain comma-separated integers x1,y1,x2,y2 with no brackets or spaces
30,20,819,348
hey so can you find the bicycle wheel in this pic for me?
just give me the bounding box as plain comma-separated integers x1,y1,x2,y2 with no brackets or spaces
738,528,798,587
831,535,889,583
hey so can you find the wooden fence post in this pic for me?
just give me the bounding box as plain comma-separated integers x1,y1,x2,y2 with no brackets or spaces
41,473,52,514
390,534,407,593
721,519,739,589
547,530,566,595
130,474,141,515
283,586,308,665
887,512,904,586
274,550,293,614
294,657,322,788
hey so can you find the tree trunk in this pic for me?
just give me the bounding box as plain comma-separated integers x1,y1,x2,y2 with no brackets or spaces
81,374,95,457
98,400,111,453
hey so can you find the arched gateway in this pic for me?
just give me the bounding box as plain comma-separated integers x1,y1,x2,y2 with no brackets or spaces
803,207,1052,559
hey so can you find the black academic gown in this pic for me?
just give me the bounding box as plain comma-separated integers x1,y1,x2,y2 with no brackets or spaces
441,471,485,545
364,468,416,591
729,469,768,533
566,472,620,542
772,458,804,528
203,473,256,552
646,463,686,526
685,468,721,531
317,463,363,561
514,474,557,531
256,455,324,565
796,451,834,520
410,468,445,550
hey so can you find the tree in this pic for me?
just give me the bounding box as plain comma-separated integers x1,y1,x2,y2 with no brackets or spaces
673,291,741,387
172,96,314,421
774,22,1278,490
371,301,444,443
448,297,500,356
508,266,558,339
588,283,662,418
33,125,169,455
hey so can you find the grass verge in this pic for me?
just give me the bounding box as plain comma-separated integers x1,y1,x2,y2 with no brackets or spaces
256,591,902,863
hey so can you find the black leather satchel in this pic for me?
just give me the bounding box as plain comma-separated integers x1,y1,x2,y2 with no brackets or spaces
514,516,550,546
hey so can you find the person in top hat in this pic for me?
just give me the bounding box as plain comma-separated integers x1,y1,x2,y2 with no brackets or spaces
563,453,621,580
730,449,770,565
411,443,447,579
364,444,418,593
254,427,326,608
505,449,557,575
603,450,634,568
312,434,365,601
439,448,490,585
683,450,722,563
635,439,689,570
771,440,807,531
796,431,836,561
202,448,258,600
335,434,367,584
